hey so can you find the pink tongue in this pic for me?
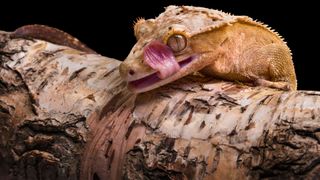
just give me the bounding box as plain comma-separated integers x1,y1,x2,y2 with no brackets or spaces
143,40,180,79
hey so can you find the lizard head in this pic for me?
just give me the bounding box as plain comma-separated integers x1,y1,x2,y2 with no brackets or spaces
120,5,241,93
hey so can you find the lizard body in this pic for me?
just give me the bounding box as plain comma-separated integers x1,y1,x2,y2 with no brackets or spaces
119,5,297,93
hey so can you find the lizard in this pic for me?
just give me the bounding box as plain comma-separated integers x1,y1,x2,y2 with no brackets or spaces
119,5,297,93
10,24,96,54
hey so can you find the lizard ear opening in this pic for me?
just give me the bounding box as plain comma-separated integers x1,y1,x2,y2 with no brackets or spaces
134,18,155,40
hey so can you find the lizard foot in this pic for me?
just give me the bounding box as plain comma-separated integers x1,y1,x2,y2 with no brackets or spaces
254,79,291,91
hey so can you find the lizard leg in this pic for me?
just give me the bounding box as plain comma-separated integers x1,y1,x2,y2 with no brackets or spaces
253,78,291,90
249,43,297,91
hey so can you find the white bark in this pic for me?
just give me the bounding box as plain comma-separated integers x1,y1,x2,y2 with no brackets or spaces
0,31,319,180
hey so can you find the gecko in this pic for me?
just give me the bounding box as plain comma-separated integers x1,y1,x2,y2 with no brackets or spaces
119,5,297,93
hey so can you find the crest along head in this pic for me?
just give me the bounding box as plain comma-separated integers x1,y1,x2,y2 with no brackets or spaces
134,18,156,40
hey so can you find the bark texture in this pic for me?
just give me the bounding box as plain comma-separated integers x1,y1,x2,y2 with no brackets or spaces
0,30,319,180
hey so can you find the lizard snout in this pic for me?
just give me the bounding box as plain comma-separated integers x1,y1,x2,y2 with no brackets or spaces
119,57,156,82
119,63,134,80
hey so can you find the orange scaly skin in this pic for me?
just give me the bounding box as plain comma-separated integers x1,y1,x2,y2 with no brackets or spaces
119,5,297,93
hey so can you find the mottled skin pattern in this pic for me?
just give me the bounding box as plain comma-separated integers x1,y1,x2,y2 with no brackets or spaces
119,5,297,93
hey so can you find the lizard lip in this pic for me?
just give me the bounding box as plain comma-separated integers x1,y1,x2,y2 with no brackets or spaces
128,56,194,90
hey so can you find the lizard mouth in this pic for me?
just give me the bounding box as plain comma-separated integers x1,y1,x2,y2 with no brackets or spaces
128,56,194,90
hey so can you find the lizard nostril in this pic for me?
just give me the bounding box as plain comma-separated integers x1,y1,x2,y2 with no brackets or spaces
129,69,135,76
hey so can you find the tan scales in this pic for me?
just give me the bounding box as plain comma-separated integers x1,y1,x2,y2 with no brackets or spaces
119,5,297,92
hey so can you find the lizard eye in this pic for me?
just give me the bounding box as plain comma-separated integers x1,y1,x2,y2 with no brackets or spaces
167,34,187,53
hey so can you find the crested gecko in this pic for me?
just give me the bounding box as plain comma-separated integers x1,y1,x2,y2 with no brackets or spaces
119,5,297,93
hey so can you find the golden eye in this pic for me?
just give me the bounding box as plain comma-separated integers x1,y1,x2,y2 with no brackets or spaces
167,34,187,53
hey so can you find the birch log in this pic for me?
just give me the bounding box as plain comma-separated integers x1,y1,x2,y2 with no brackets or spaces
0,30,319,180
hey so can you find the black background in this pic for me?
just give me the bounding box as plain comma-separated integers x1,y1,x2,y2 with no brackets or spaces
1,1,318,90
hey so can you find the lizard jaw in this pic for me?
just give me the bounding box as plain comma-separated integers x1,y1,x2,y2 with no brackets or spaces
127,56,195,92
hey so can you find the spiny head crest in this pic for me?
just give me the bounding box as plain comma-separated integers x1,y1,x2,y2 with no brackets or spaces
133,17,155,40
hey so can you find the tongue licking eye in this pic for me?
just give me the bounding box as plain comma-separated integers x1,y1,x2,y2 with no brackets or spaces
143,40,180,79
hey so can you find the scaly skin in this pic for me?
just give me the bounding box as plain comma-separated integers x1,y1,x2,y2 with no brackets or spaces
119,5,297,93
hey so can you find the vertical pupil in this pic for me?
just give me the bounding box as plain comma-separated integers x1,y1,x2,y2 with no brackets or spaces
174,36,181,51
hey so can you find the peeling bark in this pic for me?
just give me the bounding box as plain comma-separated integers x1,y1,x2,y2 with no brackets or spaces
0,30,320,180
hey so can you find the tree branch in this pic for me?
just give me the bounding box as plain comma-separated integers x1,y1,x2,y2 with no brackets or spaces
0,30,319,180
